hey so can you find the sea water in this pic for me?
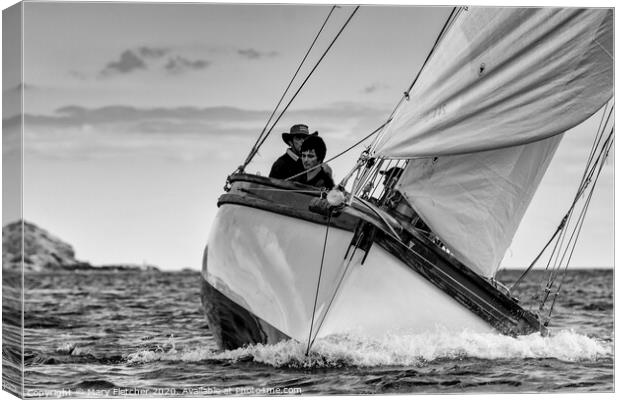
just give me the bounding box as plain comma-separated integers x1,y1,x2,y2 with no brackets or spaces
2,269,613,397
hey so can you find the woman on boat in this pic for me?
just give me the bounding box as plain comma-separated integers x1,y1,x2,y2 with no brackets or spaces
295,135,334,189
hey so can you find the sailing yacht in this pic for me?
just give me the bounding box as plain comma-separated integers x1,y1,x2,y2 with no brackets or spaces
200,7,613,351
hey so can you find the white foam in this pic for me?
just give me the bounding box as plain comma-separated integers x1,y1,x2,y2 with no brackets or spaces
124,329,612,367
56,342,77,354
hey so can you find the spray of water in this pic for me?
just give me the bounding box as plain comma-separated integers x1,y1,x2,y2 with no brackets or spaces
124,329,611,368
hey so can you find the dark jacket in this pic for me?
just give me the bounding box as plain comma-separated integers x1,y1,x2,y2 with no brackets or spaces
269,149,305,180
294,167,334,190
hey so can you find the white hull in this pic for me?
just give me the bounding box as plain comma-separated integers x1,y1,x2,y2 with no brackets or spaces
205,204,493,344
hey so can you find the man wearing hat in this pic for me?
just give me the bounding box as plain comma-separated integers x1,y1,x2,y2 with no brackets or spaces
269,124,317,180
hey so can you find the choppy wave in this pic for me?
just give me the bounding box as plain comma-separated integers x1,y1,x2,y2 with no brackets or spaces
13,270,613,393
124,329,611,368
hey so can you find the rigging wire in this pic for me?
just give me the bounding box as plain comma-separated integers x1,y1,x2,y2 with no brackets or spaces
308,235,364,350
366,160,387,199
539,126,614,311
369,6,461,152
578,103,612,189
535,129,613,318
554,129,614,271
549,115,614,279
513,101,614,322
544,131,614,319
509,216,566,291
406,6,460,94
549,137,613,306
242,5,361,170
241,6,338,170
575,105,615,197
350,7,461,200
511,103,614,291
305,210,333,356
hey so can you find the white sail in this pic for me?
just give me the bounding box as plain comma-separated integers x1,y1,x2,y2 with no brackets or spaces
375,7,613,157
398,136,562,277
373,7,613,278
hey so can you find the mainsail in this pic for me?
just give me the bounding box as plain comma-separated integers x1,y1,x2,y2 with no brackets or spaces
373,8,613,277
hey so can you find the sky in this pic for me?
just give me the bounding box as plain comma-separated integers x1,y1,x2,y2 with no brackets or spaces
1,1,615,271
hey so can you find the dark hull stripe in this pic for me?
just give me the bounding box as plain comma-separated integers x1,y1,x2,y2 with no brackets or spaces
200,278,290,350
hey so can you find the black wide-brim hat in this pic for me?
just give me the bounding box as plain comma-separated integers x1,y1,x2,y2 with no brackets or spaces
282,124,318,145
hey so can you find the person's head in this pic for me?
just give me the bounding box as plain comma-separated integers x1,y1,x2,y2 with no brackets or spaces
281,124,317,154
380,167,403,189
300,135,327,171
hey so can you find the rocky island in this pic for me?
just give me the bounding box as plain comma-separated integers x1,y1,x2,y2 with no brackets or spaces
2,220,160,273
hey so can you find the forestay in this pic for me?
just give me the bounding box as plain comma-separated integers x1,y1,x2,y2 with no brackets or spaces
373,8,613,278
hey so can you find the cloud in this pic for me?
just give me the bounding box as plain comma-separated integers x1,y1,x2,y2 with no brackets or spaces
237,48,278,60
363,82,390,94
100,47,209,77
19,103,391,133
101,50,147,76
137,46,169,59
21,105,268,133
17,102,392,162
69,70,88,80
164,56,210,74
